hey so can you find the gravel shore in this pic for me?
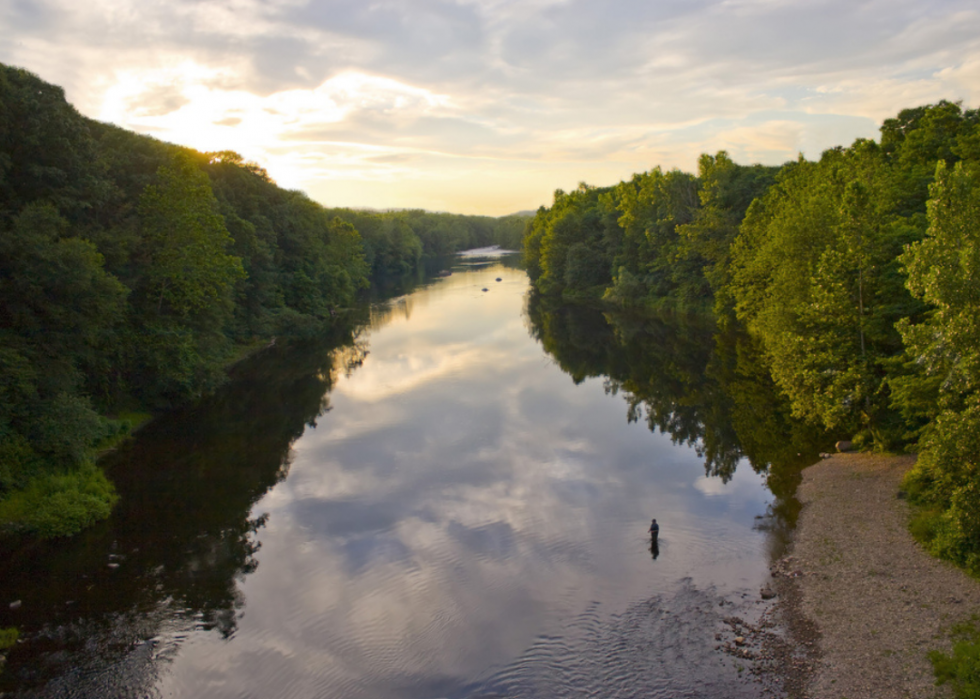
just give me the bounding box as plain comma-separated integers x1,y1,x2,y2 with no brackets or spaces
775,452,980,699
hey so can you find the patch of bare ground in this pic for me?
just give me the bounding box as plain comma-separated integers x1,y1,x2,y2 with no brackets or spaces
770,453,980,699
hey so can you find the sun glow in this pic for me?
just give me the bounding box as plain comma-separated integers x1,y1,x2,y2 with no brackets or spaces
98,62,453,191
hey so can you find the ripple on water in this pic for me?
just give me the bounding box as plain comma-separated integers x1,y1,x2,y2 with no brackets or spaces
459,580,766,699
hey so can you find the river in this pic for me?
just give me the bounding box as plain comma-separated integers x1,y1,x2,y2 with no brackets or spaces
0,255,829,698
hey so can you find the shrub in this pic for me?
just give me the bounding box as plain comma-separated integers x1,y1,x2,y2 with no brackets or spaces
903,402,980,575
931,618,980,698
0,463,118,538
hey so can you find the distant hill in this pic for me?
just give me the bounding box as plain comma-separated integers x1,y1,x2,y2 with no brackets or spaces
356,207,536,219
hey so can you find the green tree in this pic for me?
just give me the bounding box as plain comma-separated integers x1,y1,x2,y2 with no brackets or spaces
378,216,423,277
881,101,980,216
130,153,244,404
526,183,617,299
729,143,922,446
0,203,126,471
0,65,110,224
523,206,549,281
137,153,244,319
611,168,698,304
677,152,779,310
0,203,125,537
900,161,980,572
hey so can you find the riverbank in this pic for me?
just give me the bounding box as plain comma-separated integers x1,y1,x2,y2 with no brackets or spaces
775,452,980,698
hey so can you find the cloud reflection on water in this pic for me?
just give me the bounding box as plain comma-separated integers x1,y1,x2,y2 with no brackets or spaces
153,263,772,698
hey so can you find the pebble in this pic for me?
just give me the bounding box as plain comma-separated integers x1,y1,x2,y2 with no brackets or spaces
9,600,21,610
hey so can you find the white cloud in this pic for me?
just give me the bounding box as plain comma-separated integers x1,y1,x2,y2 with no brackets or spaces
2,0,979,213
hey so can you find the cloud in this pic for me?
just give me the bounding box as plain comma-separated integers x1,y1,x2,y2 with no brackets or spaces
2,0,979,213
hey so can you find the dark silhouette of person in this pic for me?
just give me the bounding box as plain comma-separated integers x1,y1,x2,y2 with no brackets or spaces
648,518,660,561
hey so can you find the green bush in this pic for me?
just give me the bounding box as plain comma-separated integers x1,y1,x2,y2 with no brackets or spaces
902,402,980,575
0,463,118,538
908,506,942,546
931,618,980,698
0,627,14,677
603,266,645,307
0,432,43,491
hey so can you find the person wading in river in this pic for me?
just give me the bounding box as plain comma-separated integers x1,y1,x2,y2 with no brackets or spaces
648,518,660,560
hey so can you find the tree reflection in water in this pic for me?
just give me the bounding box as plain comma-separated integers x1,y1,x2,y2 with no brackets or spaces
524,292,833,542
0,320,369,696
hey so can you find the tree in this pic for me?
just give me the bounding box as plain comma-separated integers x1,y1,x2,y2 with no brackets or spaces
130,153,244,403
525,183,616,298
729,143,922,446
0,203,126,470
0,203,125,537
881,101,979,216
0,65,110,224
137,153,244,320
899,160,980,572
676,152,779,310
611,168,698,303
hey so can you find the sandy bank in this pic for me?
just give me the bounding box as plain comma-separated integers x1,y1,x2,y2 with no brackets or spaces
779,453,980,699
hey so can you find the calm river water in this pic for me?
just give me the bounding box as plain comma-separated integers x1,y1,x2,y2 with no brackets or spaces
0,256,829,698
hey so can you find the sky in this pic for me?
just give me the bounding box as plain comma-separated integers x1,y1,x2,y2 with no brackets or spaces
2,0,980,215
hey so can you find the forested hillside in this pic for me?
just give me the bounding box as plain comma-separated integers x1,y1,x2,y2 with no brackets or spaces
0,63,526,538
524,101,980,574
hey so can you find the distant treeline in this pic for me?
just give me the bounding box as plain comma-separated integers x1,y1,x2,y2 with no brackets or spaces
523,101,980,574
0,63,526,537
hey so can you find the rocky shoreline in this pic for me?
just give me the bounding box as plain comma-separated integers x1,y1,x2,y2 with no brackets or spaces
769,453,980,699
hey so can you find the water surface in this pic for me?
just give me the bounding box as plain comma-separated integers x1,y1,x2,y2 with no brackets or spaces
0,260,827,698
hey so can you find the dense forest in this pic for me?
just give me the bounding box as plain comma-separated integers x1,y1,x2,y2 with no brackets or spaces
0,63,526,538
524,101,980,574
